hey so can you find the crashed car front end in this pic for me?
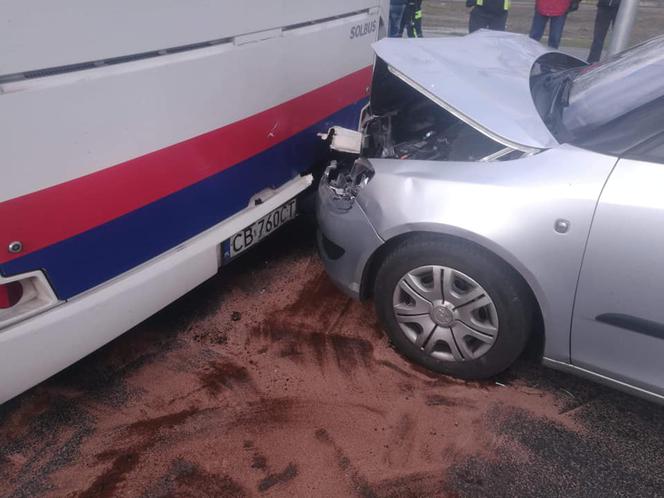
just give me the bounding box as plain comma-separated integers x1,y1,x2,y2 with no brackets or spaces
316,158,383,299
315,113,516,300
316,32,555,298
316,32,619,367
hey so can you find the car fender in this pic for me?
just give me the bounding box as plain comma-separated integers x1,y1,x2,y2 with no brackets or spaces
358,146,618,363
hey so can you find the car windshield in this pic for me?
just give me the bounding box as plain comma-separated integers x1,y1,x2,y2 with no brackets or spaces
564,36,664,135
532,34,664,148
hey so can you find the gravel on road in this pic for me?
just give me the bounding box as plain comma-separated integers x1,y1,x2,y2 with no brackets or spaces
1,219,664,497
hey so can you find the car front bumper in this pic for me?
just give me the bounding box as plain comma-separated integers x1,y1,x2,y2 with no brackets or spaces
316,176,384,299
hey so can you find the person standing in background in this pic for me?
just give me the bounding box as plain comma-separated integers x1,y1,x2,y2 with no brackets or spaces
528,0,573,49
467,0,511,33
588,0,621,62
400,0,424,37
389,0,408,37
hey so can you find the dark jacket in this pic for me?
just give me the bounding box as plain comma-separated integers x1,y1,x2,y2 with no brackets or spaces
471,0,510,12
598,0,620,7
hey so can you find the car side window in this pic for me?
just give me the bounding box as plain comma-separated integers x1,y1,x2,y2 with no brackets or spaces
625,132,664,165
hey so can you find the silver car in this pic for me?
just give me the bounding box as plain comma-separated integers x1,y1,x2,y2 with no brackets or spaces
316,31,664,403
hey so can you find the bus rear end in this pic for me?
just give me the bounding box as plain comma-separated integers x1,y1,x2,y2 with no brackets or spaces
0,0,386,403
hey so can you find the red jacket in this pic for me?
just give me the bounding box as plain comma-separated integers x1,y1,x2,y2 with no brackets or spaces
536,0,572,16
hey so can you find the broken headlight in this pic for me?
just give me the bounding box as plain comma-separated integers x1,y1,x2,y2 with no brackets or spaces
323,158,375,212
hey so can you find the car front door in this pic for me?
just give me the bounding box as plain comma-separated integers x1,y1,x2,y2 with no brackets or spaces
571,152,664,399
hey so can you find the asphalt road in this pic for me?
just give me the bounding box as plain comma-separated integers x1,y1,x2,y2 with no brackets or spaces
1,218,664,497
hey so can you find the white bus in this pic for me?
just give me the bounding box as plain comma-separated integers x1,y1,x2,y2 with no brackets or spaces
0,1,387,403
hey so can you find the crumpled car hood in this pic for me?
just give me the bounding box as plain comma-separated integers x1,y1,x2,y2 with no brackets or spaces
372,30,562,151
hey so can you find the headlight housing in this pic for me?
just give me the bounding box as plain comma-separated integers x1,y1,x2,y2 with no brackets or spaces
322,158,375,212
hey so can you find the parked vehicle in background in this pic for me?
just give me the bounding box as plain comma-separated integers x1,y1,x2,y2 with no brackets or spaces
0,0,388,403
317,31,664,404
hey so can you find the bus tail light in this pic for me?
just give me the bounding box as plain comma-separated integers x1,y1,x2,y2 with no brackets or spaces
0,271,60,330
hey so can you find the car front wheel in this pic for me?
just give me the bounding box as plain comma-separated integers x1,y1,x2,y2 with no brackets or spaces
374,236,532,379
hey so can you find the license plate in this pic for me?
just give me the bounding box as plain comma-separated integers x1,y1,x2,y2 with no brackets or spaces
226,199,297,259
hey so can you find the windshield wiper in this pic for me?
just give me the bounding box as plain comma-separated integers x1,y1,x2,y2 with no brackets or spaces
558,75,574,108
538,71,574,130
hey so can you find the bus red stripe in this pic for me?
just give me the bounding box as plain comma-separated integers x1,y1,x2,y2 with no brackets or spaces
0,66,372,264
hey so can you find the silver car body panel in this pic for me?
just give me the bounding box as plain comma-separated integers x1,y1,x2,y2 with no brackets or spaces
571,157,664,397
372,31,562,151
543,358,664,405
318,33,664,402
316,172,384,298
357,145,618,362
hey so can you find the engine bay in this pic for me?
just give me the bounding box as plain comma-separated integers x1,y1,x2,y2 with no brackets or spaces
320,58,527,201
361,100,507,162
359,58,515,162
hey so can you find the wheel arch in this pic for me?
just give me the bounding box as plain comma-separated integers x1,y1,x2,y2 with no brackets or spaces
360,226,547,358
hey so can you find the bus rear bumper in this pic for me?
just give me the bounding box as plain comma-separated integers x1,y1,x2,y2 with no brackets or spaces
0,174,311,404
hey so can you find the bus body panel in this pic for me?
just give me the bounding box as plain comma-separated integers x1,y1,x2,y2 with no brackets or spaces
0,0,379,75
2,13,377,201
1,10,379,299
0,1,386,402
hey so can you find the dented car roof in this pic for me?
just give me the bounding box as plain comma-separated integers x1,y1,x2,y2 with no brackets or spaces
372,30,563,151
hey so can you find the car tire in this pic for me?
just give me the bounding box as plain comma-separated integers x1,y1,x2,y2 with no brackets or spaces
374,236,533,379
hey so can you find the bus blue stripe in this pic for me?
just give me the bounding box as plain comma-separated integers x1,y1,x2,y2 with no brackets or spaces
2,99,366,299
